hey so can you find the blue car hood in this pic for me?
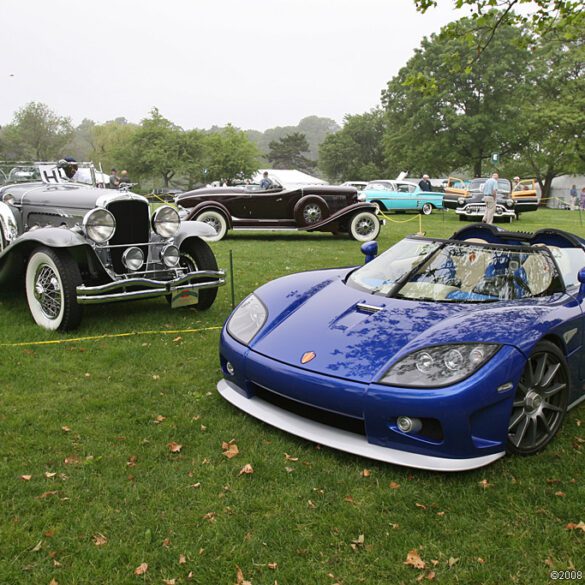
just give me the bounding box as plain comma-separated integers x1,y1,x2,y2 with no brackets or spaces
250,274,569,384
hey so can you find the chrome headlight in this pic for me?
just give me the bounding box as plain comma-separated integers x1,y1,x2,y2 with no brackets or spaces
506,199,514,207
122,247,144,271
152,205,180,238
458,197,465,205
379,343,500,388
161,244,180,267
83,208,116,243
227,294,267,346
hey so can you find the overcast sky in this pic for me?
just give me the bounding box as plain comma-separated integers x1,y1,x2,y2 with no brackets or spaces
1,0,461,131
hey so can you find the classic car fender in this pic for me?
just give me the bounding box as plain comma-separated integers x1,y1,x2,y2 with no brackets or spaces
184,201,233,229
174,220,219,247
304,203,379,233
0,201,19,245
0,227,92,285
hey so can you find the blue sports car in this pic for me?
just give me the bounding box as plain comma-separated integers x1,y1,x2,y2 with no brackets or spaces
358,180,444,215
217,224,585,471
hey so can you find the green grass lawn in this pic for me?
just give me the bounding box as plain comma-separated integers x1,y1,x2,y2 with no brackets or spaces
0,209,584,584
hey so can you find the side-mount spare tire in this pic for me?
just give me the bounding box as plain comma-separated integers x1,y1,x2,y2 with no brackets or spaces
294,196,329,227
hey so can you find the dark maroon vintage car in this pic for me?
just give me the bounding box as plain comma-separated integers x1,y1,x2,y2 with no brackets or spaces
175,181,381,242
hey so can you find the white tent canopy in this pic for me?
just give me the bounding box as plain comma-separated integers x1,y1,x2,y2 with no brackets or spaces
253,169,327,188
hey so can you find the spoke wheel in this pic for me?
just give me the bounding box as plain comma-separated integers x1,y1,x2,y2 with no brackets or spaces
349,211,380,242
507,341,569,455
194,210,228,241
25,247,82,331
302,203,323,224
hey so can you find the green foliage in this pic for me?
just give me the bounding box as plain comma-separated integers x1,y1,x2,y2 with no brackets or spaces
319,110,387,182
203,124,261,183
268,132,315,172
0,102,73,161
382,13,532,177
88,119,138,176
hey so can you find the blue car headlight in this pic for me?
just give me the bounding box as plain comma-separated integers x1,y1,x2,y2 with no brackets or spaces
379,343,500,388
227,294,267,345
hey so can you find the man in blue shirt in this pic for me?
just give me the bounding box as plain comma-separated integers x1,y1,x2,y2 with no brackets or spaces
482,172,498,224
259,171,273,190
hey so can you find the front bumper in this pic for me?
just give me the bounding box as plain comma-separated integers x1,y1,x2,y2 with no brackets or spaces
218,329,526,471
456,204,515,218
77,269,225,304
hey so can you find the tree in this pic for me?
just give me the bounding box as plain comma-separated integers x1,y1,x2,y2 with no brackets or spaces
510,21,585,196
414,0,584,54
89,119,138,175
382,13,532,178
1,102,73,160
127,108,184,187
268,132,315,172
203,125,261,183
319,110,387,182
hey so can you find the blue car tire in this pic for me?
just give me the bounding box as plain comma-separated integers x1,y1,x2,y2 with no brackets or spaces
507,340,569,455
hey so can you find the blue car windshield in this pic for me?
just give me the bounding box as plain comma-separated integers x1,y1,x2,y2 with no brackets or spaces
348,238,562,302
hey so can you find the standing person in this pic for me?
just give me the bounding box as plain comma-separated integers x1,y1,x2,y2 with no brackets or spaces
482,173,499,224
580,187,585,210
109,168,120,189
512,176,525,192
418,174,432,192
119,170,131,187
570,184,578,209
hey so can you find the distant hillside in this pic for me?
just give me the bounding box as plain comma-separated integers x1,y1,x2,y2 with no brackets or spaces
246,116,340,161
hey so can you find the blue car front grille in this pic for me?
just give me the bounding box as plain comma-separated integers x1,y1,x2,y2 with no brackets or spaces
250,382,366,436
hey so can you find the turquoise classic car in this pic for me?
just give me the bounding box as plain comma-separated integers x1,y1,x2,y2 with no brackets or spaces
358,180,444,215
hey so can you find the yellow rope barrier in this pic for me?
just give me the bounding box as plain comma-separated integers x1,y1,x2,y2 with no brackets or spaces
0,326,222,348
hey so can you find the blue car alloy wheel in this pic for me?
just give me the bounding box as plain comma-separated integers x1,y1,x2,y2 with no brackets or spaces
217,224,585,471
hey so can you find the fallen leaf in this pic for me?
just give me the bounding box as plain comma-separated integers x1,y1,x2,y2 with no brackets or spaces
173,336,182,343
37,491,59,499
53,559,62,568
154,415,166,424
479,479,491,489
163,580,176,585
389,481,400,490
152,374,160,380
191,482,201,489
436,511,446,517
236,565,252,585
31,540,43,552
284,453,298,462
415,503,427,510
404,549,426,569
222,440,239,459
477,557,486,564
49,579,59,585
162,538,171,548
44,472,57,479
448,557,460,568
565,521,585,532
202,512,216,522
546,478,561,484
268,562,278,570
285,466,294,473
361,469,371,478
390,523,400,529
127,455,138,467
84,373,91,378
179,554,187,564
545,557,554,568
344,495,355,505
93,533,108,546
350,534,365,551
555,491,566,497
20,475,32,481
307,500,316,509
431,560,440,566
63,456,81,465
200,425,207,432
239,464,254,475
134,562,148,576
44,530,55,538
168,442,182,453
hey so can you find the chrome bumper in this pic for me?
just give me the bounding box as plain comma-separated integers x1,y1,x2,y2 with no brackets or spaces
76,270,225,304
456,205,515,217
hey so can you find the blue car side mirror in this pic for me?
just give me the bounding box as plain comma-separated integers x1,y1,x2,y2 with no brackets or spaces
361,241,378,264
578,267,585,297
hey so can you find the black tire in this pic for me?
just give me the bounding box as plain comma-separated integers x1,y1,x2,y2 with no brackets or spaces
294,197,329,227
458,214,467,221
348,211,380,242
172,239,219,310
421,203,433,215
25,247,83,331
194,209,228,242
507,340,569,455
0,223,6,253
